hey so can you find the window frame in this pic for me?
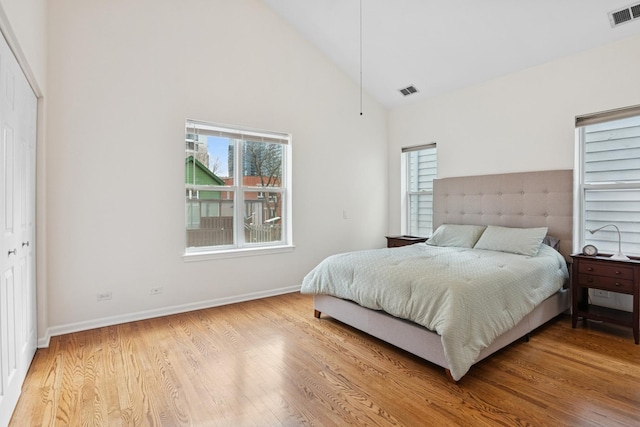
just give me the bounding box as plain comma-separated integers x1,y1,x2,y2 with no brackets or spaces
574,106,640,256
401,143,437,237
183,119,293,261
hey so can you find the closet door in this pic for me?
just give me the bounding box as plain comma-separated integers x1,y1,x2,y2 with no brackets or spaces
0,30,37,427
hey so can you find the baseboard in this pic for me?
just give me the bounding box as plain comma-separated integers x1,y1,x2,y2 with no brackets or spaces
37,285,301,348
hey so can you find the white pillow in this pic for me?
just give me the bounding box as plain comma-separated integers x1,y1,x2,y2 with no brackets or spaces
473,225,548,256
426,224,487,248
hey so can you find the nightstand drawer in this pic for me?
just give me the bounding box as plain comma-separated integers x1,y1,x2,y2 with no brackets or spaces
385,236,427,248
578,274,634,293
578,262,634,280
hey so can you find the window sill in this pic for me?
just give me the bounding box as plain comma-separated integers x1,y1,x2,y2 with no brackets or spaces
183,244,295,262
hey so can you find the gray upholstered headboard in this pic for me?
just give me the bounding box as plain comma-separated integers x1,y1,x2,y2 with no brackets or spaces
433,170,573,260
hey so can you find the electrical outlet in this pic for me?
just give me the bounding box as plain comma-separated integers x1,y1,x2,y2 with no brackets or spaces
593,289,610,298
97,292,112,301
150,287,163,295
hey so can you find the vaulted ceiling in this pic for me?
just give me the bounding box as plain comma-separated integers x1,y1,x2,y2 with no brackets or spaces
263,0,640,109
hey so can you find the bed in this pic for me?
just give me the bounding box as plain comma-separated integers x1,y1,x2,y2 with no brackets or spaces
302,170,573,382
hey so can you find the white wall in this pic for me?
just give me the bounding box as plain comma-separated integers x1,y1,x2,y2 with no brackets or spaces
388,34,640,235
45,0,388,338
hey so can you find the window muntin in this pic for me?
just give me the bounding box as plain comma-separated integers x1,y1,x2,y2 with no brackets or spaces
403,144,437,237
185,120,291,254
577,113,640,256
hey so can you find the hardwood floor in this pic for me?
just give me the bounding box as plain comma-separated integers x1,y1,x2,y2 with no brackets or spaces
10,292,640,426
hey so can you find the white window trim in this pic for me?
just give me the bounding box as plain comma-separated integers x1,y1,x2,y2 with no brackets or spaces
183,244,295,262
573,127,586,253
400,151,408,234
401,143,437,237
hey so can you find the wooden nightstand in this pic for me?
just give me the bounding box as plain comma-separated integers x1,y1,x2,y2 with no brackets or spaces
385,235,428,248
571,254,640,344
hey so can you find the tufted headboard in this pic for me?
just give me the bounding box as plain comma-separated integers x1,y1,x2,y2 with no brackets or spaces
433,170,573,260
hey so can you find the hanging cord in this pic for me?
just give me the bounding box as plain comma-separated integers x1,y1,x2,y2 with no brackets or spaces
359,0,363,116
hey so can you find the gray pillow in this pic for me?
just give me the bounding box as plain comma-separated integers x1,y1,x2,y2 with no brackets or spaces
542,235,560,251
473,225,548,256
426,224,487,248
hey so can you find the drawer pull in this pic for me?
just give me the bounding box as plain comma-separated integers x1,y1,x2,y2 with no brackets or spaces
587,278,593,282
615,271,621,275
587,267,593,271
615,282,621,287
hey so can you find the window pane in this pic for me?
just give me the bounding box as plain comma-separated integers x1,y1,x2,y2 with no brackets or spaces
405,145,437,236
584,188,640,255
408,193,433,236
407,149,437,192
185,126,233,249
244,191,283,244
186,192,235,248
580,112,640,257
584,116,640,184
239,140,283,188
186,132,232,185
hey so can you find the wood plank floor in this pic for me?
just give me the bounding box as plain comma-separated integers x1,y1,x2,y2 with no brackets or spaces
10,292,640,426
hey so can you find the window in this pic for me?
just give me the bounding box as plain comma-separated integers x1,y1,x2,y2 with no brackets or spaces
402,143,437,237
185,119,292,256
576,106,640,257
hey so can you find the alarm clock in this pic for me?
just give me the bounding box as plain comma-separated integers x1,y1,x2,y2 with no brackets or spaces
582,244,598,256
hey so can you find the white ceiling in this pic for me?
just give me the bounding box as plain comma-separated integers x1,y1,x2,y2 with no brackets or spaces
263,0,640,109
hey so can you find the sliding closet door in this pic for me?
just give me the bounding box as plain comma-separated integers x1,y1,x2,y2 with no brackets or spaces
0,29,37,427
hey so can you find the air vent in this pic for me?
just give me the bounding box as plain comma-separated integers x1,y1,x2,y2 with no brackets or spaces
609,3,640,27
399,85,418,96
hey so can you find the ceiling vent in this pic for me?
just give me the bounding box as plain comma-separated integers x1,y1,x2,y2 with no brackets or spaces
609,3,640,27
399,85,418,96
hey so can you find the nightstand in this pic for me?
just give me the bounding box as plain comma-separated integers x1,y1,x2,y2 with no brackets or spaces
385,235,427,248
571,254,640,344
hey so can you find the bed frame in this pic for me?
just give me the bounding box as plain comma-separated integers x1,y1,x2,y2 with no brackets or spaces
313,169,573,382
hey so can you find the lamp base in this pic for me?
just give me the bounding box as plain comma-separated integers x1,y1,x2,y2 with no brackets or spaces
610,252,630,261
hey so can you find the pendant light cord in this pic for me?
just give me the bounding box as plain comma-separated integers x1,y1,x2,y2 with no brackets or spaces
359,0,363,116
